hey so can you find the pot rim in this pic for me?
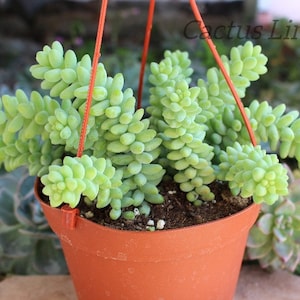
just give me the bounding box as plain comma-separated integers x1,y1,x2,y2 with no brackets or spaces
34,177,261,235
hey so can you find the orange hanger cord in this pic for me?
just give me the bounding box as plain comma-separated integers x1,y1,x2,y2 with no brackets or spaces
77,0,108,157
137,0,156,109
77,0,256,157
189,0,257,146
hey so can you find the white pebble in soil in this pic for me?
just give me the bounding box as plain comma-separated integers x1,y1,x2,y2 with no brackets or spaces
133,208,140,216
168,190,176,195
156,219,166,230
147,220,155,226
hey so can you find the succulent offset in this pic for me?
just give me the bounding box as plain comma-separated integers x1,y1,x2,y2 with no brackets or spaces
0,40,299,220
246,165,300,272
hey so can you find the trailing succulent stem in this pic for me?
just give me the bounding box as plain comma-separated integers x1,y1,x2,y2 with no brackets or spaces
29,41,165,219
148,41,290,206
0,90,64,175
0,40,299,219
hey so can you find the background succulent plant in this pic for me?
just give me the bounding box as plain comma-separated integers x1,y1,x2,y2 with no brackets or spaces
0,167,68,275
246,164,300,272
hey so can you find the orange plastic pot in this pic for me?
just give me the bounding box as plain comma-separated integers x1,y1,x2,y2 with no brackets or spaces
35,179,260,300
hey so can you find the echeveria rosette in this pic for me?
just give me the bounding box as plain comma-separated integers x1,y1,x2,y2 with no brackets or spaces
0,167,68,275
246,191,300,272
217,142,288,205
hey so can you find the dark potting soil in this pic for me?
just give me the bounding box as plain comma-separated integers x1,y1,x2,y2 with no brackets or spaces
38,180,252,231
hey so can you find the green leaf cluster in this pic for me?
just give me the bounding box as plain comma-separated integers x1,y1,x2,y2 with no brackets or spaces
0,41,166,218
217,143,288,204
148,53,215,202
147,41,290,205
1,40,300,218
0,90,64,175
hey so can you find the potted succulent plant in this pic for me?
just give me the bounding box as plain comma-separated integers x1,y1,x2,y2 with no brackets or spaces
1,1,300,299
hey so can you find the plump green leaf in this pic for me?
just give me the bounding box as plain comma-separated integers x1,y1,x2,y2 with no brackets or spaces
257,214,274,235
